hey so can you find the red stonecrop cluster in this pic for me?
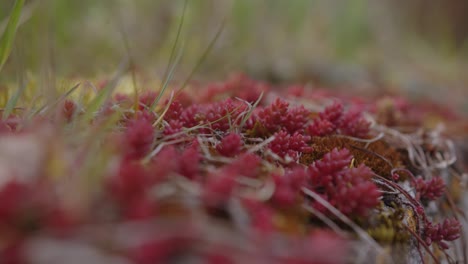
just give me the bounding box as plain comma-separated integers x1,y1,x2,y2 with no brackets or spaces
216,133,243,157
0,181,34,229
0,179,79,263
412,176,446,201
425,218,462,250
256,98,310,135
409,175,461,251
163,98,247,134
123,114,155,159
268,130,312,162
307,148,381,217
271,167,307,207
202,99,247,132
199,73,268,104
138,91,158,110
307,101,371,138
61,99,78,122
108,160,156,220
0,73,464,263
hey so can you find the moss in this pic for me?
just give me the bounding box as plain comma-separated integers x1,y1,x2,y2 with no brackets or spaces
367,205,410,244
300,136,403,178
273,206,309,235
246,121,270,138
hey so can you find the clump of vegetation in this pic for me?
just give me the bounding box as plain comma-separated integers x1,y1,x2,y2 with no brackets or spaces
0,73,465,263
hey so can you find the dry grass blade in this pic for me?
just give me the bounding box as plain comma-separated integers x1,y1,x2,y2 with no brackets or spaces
302,204,347,236
31,82,81,117
2,75,27,120
153,90,175,127
238,92,263,130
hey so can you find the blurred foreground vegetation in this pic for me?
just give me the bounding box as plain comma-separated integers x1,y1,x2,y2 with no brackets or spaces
1,0,467,111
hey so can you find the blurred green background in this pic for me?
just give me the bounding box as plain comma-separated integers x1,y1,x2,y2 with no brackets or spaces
1,0,467,108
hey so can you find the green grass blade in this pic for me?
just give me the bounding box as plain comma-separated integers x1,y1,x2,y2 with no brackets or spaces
0,0,25,73
117,13,140,113
177,18,226,95
39,82,81,113
162,0,187,82
2,78,27,120
0,1,36,37
150,42,185,111
24,82,81,123
148,0,188,112
81,58,129,123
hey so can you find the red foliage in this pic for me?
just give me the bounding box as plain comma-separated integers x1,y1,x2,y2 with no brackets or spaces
203,99,247,132
199,73,268,104
44,207,78,236
319,101,344,126
138,91,158,110
149,145,179,179
308,148,352,180
226,153,262,178
162,100,185,122
130,237,192,264
0,116,20,133
283,106,311,134
227,73,268,103
257,98,310,135
412,176,446,201
306,101,370,138
114,93,132,104
307,118,335,136
339,108,371,138
108,160,159,220
271,167,307,207
123,114,155,159
0,181,31,228
242,198,275,235
203,167,237,208
168,99,247,133
268,130,312,162
163,119,184,135
304,230,348,264
0,180,56,236
204,252,234,264
216,133,243,157
0,240,25,264
108,160,150,206
331,165,381,216
147,143,201,181
179,104,202,128
279,230,348,264
176,142,201,180
425,218,461,249
1,74,463,261
307,148,380,217
123,196,155,220
61,99,78,122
